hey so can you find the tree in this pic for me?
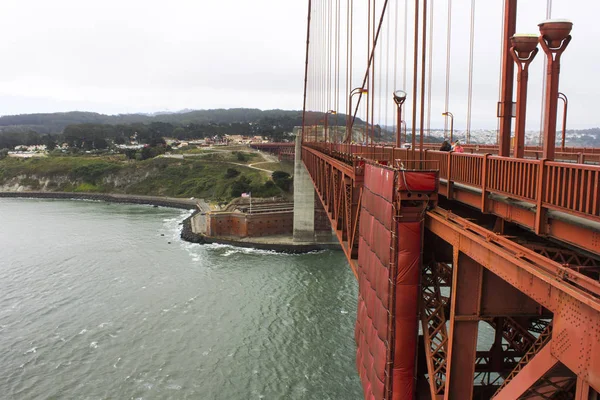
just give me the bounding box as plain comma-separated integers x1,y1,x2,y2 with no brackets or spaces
42,135,57,151
272,170,292,191
231,176,252,197
93,137,109,150
225,168,240,178
124,149,137,160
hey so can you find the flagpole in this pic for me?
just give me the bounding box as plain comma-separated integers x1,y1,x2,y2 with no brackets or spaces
249,192,252,214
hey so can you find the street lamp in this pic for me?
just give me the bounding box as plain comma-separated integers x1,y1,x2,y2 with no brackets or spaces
345,87,368,143
539,19,572,160
393,90,407,148
558,92,568,151
510,33,539,158
325,110,336,143
442,111,454,143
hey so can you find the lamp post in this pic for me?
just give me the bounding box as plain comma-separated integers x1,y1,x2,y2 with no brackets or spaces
325,110,336,143
510,34,539,158
442,111,454,143
558,92,568,151
539,19,572,160
393,90,407,148
345,87,368,143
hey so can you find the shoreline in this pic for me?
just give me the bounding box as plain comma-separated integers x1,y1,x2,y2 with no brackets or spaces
0,191,198,210
1,191,340,254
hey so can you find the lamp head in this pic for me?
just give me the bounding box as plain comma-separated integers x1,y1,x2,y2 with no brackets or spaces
393,90,407,105
511,34,539,58
539,19,573,48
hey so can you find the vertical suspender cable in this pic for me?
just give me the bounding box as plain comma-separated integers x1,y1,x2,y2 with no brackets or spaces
539,0,552,146
466,0,475,144
302,0,312,143
378,4,384,133
384,3,390,134
328,0,332,115
403,0,408,91
326,0,329,118
426,0,434,137
411,0,420,156
419,0,427,155
366,0,372,144
393,0,399,135
347,0,354,141
371,0,377,144
336,0,341,133
444,0,452,138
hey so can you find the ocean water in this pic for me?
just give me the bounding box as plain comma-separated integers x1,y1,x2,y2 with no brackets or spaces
0,198,362,399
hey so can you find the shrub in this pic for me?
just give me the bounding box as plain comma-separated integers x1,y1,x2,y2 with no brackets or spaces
225,168,240,178
70,162,121,184
235,152,249,162
272,170,292,191
231,176,252,197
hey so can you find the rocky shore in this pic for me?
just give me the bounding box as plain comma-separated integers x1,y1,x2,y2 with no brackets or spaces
180,211,339,254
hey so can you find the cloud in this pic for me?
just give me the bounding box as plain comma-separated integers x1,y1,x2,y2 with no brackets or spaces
0,0,597,129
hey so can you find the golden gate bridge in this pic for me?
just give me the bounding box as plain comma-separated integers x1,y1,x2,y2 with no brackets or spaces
259,1,600,398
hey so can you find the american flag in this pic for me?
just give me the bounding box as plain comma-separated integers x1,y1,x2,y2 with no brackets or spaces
241,192,251,198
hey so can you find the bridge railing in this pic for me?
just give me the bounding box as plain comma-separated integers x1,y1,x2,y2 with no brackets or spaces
419,143,600,163
305,142,600,223
543,161,600,219
486,156,539,202
451,153,484,188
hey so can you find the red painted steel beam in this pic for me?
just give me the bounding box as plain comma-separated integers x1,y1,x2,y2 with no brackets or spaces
480,270,542,317
575,377,591,400
492,342,559,400
498,0,517,157
426,208,600,393
444,251,482,400
439,182,600,257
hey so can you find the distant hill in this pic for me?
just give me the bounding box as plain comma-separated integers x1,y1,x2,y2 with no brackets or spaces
0,109,308,135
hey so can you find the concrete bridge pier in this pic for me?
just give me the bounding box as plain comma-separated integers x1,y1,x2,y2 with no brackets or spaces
293,133,333,243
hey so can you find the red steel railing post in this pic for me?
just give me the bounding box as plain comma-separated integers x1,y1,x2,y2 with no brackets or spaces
481,153,490,213
447,151,454,200
535,158,548,235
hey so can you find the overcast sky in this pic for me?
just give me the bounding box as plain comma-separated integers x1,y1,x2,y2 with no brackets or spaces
0,0,598,130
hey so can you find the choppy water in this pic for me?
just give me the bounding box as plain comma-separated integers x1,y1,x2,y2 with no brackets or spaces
0,199,362,400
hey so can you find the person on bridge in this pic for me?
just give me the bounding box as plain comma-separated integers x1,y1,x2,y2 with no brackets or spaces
439,140,451,151
452,140,464,153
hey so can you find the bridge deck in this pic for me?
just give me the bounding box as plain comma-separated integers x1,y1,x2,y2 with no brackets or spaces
300,142,600,399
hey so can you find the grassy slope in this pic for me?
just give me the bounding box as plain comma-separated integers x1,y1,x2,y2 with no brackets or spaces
0,152,289,202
